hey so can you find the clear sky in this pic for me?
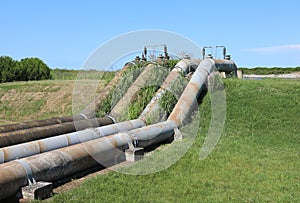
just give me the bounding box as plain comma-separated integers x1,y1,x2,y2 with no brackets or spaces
1,0,300,69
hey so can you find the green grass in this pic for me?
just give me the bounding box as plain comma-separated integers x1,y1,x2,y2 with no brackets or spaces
50,69,79,80
43,79,300,202
125,85,158,120
120,64,172,121
95,63,147,118
96,61,178,119
0,80,74,124
0,69,115,124
50,68,115,81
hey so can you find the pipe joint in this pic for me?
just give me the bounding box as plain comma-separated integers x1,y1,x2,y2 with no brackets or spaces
16,159,36,185
105,115,116,124
78,113,88,120
125,132,138,148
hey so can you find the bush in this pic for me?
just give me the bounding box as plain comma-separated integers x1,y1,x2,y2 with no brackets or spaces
0,56,17,82
239,67,300,75
0,56,51,83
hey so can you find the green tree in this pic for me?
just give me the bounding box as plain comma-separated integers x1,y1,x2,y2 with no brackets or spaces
16,57,51,81
0,56,17,82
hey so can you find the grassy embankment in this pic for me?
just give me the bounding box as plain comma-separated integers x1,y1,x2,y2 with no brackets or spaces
0,70,114,124
40,78,299,202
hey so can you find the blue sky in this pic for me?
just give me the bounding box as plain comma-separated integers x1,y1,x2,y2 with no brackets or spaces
1,0,300,69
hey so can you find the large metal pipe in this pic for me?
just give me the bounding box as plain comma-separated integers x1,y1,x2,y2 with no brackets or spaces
0,59,217,200
140,59,200,123
168,59,215,126
0,117,114,148
0,58,228,201
136,58,216,146
0,119,180,200
213,58,237,74
109,64,157,121
0,115,77,133
0,119,145,163
80,64,131,118
0,133,132,200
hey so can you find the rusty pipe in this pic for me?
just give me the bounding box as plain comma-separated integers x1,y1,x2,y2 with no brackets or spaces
0,119,178,200
0,119,145,163
0,133,132,200
0,117,114,148
140,59,200,123
168,59,215,126
0,115,77,133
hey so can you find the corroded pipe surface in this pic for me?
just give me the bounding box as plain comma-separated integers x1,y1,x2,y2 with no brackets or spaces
0,119,179,200
0,115,75,133
0,117,114,147
140,59,200,123
0,133,131,200
0,119,145,163
168,59,215,126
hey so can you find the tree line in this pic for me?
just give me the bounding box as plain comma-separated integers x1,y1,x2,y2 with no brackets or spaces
0,56,51,83
239,67,300,75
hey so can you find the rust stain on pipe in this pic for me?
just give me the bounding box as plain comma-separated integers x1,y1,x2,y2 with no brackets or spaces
0,119,144,163
0,117,113,147
168,59,215,127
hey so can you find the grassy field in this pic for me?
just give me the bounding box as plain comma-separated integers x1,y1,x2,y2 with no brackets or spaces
50,69,115,81
33,78,299,203
0,80,74,124
0,67,115,124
